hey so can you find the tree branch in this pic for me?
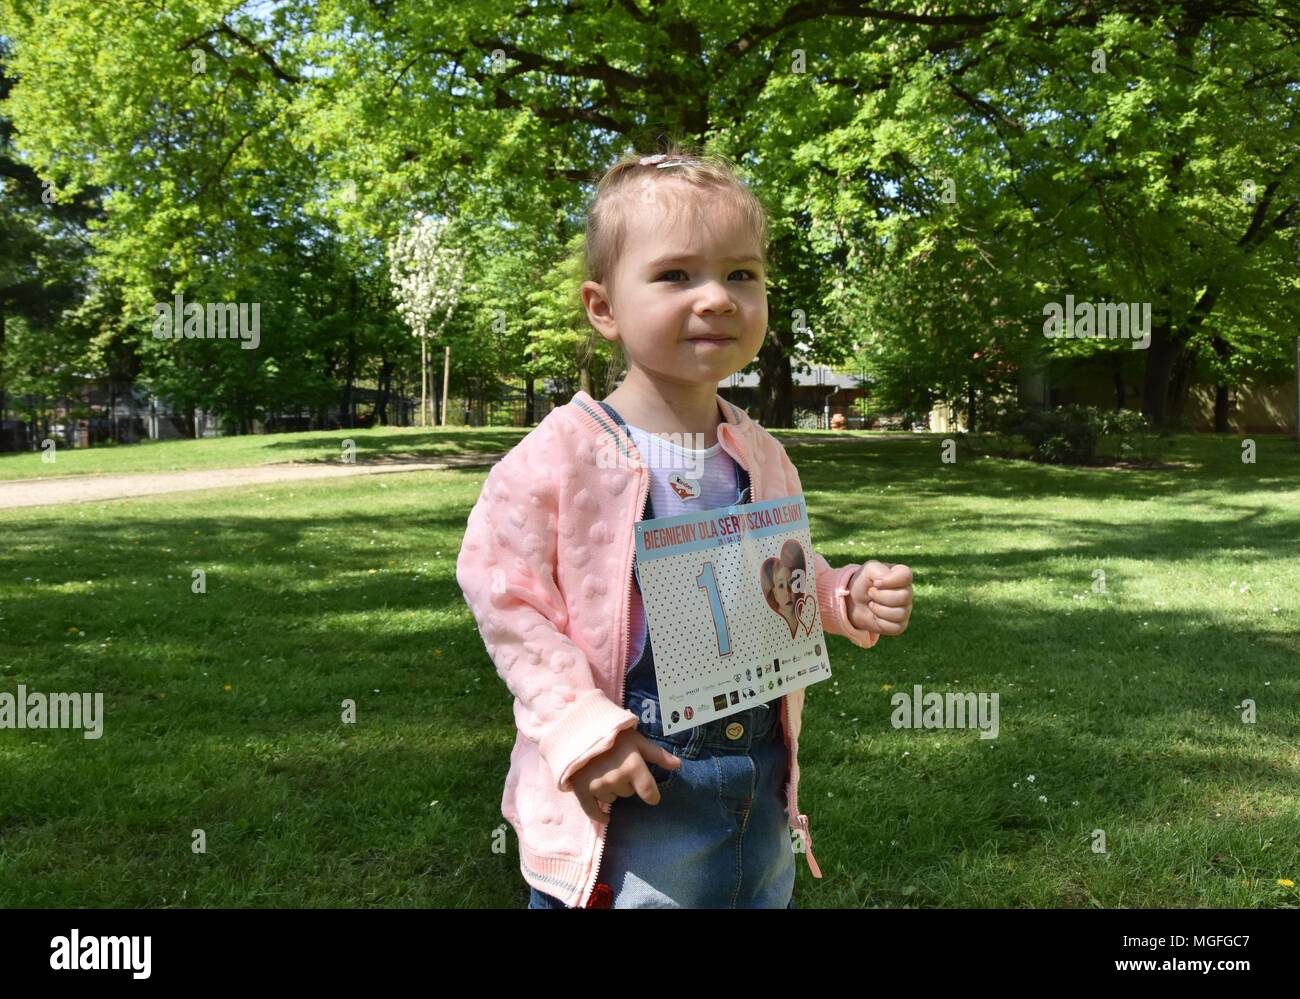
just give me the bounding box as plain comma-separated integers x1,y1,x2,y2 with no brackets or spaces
215,22,303,84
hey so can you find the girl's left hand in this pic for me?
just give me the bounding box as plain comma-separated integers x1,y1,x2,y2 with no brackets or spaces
847,560,913,636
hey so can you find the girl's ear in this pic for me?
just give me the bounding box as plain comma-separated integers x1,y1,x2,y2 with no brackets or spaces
581,280,620,342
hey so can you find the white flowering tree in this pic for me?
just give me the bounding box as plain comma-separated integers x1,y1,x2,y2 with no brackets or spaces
387,215,467,426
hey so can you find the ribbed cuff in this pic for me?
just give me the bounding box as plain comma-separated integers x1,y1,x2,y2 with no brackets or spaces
817,563,880,649
541,688,640,792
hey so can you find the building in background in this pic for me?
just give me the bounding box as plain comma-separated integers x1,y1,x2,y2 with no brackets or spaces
719,366,871,429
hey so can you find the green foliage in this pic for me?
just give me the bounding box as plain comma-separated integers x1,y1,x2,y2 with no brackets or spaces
1,0,1297,433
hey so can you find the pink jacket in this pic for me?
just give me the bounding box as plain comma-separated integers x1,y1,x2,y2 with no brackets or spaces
456,390,880,908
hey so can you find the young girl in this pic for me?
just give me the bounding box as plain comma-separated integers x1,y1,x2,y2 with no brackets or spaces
456,147,913,909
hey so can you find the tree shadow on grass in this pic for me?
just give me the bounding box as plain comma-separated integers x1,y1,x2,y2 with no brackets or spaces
1,449,1296,906
256,429,526,462
812,503,1300,573
788,434,1300,503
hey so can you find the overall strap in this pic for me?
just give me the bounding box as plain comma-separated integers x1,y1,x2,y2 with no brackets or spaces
735,461,750,505
596,399,626,428
598,399,653,600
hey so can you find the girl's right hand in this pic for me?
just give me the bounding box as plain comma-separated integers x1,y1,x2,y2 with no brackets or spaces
570,729,682,823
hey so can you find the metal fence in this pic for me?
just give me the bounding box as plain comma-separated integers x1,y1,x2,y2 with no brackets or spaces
459,398,556,428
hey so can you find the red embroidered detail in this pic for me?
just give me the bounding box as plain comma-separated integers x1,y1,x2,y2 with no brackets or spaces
586,882,614,908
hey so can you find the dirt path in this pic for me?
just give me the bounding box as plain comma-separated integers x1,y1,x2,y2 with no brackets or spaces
1,434,931,511
779,432,931,445
0,456,496,511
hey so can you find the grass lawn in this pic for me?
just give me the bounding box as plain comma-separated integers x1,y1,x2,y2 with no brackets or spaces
0,431,1297,907
0,426,529,480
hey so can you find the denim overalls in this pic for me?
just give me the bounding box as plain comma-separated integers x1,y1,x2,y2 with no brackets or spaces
528,402,797,909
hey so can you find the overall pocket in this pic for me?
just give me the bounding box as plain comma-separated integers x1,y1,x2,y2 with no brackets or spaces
641,730,690,789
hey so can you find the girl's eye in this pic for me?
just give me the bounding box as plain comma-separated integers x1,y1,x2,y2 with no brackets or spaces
655,269,759,282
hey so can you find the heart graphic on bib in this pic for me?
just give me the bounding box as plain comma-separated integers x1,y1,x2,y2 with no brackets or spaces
760,540,811,639
668,474,700,500
796,593,816,636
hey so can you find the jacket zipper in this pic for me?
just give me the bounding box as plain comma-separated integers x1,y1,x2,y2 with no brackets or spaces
715,419,814,873
584,441,650,908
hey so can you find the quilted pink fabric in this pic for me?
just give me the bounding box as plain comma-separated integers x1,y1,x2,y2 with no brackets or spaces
456,390,879,908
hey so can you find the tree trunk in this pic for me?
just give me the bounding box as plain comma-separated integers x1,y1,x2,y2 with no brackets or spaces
343,278,359,428
1210,333,1233,433
376,359,393,425
1214,385,1230,432
0,311,6,425
340,349,357,429
441,344,450,426
525,376,535,426
966,381,977,433
1168,347,1195,428
420,338,428,427
757,336,793,427
1111,353,1126,410
1140,315,1180,428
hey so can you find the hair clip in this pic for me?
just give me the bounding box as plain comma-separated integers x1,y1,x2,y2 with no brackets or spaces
639,153,698,169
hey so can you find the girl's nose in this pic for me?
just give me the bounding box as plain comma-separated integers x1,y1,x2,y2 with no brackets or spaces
697,282,736,312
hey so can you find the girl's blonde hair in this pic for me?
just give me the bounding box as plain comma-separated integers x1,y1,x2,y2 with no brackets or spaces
581,143,770,391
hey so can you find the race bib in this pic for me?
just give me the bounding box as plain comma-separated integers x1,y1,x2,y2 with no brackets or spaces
634,493,832,735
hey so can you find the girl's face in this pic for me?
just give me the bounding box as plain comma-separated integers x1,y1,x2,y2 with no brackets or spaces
583,183,767,387
772,563,793,614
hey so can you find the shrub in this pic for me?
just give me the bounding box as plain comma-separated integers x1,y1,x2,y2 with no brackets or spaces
1000,405,1174,466
1097,408,1144,463
1017,405,1101,464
